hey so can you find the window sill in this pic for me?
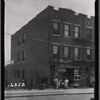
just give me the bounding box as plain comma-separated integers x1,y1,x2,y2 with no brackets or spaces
73,59,81,61
73,37,79,39
64,36,71,38
86,60,92,61
22,43,25,45
52,34,60,37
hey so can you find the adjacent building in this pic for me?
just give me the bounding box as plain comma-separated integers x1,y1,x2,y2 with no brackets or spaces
5,6,95,88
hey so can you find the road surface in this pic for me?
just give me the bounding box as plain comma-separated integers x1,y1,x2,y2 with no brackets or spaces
5,94,93,100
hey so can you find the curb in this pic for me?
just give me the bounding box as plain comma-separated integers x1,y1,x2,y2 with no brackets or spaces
5,92,94,98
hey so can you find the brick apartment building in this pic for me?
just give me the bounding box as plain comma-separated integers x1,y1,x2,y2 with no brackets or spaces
5,6,95,88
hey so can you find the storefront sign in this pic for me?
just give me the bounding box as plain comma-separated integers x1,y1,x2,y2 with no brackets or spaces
59,59,63,62
51,58,58,62
59,69,66,72
63,60,72,63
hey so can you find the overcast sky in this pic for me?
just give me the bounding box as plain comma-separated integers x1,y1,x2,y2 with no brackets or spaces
5,0,95,64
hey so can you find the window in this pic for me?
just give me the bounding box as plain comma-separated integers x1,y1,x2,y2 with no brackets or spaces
22,51,25,61
18,70,20,79
15,70,16,78
74,26,80,38
22,69,25,79
6,71,8,77
53,45,59,56
18,52,20,62
53,22,59,34
74,48,80,59
22,34,25,44
86,49,91,60
86,28,92,39
64,24,70,37
18,37,20,46
64,46,70,58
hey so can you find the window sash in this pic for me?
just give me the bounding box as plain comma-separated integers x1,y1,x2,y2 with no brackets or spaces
18,37,20,46
64,47,69,58
74,48,80,59
64,25,70,36
74,32,78,38
86,49,91,60
53,22,59,29
74,26,79,38
22,34,25,44
22,51,25,61
53,45,58,55
18,52,20,62
53,22,59,34
86,28,91,39
22,69,25,79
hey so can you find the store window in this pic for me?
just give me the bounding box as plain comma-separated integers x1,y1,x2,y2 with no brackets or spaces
74,26,80,38
64,24,70,37
53,22,59,34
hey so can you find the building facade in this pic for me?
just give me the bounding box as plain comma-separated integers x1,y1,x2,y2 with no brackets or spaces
5,6,95,88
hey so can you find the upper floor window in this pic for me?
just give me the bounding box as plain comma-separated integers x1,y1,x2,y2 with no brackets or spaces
6,71,8,78
74,26,80,38
64,24,70,37
74,47,80,59
86,28,92,40
18,70,20,79
22,34,25,44
53,22,59,34
15,70,16,78
53,45,59,57
18,52,20,62
22,51,25,61
64,46,70,58
18,37,20,46
86,49,91,60
22,69,25,79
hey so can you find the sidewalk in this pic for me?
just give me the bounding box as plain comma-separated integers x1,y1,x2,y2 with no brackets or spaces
5,88,94,98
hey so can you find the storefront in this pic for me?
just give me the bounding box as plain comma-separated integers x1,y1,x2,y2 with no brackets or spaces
50,58,94,87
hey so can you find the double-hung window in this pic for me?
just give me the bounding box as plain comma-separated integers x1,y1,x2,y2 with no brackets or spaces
64,46,70,58
22,69,25,79
18,52,20,62
86,49,91,60
22,34,25,44
64,24,70,37
53,22,59,34
74,26,80,38
18,37,20,46
74,47,80,59
22,51,25,61
86,28,92,40
53,45,59,57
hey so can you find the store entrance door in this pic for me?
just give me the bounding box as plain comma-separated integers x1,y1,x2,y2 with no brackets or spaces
66,68,74,86
59,68,74,86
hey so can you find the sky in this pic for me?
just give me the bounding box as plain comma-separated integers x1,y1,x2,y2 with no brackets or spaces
5,0,95,65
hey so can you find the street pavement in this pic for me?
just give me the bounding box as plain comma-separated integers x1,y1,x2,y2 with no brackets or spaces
5,88,94,98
